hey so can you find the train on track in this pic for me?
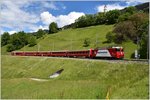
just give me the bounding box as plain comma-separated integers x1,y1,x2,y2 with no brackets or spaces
11,46,124,59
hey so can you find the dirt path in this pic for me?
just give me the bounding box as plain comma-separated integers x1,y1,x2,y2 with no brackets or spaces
29,78,49,82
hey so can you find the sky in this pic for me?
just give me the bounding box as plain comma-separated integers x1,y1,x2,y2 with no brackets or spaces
0,0,148,35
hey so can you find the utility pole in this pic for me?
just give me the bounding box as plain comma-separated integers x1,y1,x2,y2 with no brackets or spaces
53,41,55,51
104,5,107,14
38,44,40,52
136,36,140,59
147,26,149,60
147,34,149,59
70,33,73,50
71,38,72,50
23,44,25,52
95,33,99,48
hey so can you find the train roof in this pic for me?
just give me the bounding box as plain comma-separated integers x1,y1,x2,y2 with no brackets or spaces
11,49,90,52
96,46,123,50
111,46,123,49
11,46,123,53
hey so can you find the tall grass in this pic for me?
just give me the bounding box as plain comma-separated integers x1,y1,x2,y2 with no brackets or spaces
1,55,149,99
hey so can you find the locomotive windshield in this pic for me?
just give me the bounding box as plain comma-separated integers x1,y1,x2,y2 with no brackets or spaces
116,48,121,51
115,47,123,52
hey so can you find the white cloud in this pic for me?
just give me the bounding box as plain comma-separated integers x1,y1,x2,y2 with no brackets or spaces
40,11,56,25
0,30,4,35
97,3,126,12
0,1,60,33
8,31,17,35
39,25,48,30
41,1,58,10
97,1,148,13
40,11,85,28
0,1,40,31
126,0,148,6
1,30,17,35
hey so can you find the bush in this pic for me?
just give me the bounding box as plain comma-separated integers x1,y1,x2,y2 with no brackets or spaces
83,38,90,47
36,29,46,39
118,12,131,22
7,44,15,52
28,36,37,47
106,32,115,43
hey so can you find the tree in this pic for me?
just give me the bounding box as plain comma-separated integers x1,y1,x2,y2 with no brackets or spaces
118,12,131,22
7,44,15,52
85,14,96,26
105,9,120,24
118,6,137,22
139,33,148,59
138,20,149,59
106,32,115,43
83,38,90,47
75,15,87,28
49,22,58,33
129,12,148,39
36,29,45,39
113,12,148,44
125,6,137,14
28,36,37,47
112,12,149,58
17,31,28,45
113,21,136,43
8,31,28,50
1,32,10,46
95,12,106,25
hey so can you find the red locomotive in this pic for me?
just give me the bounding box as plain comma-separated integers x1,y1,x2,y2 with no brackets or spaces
11,46,124,59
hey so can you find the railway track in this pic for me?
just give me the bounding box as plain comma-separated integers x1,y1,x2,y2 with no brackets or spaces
45,56,149,64
12,55,149,64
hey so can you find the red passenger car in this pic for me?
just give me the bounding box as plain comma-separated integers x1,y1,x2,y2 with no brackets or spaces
11,46,124,59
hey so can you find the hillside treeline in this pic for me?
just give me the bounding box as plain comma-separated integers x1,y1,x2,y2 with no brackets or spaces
1,22,59,52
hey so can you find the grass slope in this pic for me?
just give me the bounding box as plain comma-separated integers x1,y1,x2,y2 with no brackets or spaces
1,25,137,58
2,55,149,99
11,25,136,59
21,25,114,51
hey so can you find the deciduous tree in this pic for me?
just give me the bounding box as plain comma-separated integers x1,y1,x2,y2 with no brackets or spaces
49,22,58,33
1,32,10,46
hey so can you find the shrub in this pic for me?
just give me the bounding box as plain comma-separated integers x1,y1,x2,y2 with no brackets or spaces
83,38,90,47
7,44,15,52
106,32,115,43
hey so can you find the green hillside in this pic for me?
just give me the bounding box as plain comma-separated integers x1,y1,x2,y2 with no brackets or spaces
5,25,135,59
21,25,114,50
1,55,148,99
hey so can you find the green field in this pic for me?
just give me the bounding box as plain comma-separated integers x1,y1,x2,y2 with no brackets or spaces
1,55,149,99
2,25,137,59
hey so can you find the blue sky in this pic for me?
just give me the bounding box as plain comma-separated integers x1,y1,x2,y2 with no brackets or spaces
0,0,148,34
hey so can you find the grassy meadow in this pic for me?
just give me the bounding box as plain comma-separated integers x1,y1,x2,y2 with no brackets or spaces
1,55,149,99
